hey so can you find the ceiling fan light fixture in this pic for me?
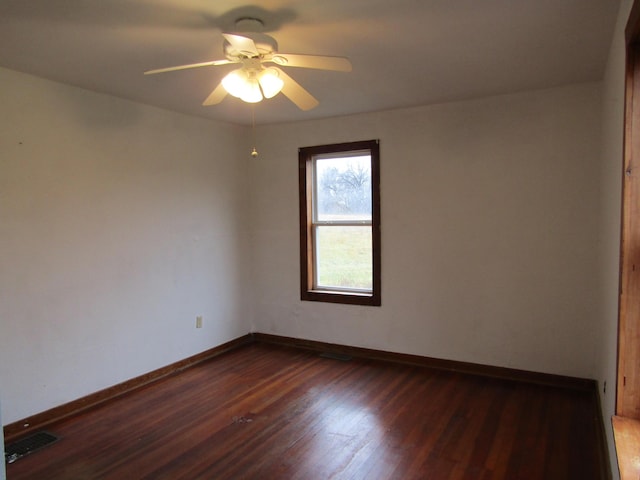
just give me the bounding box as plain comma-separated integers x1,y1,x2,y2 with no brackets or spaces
222,69,250,98
222,67,282,103
259,68,284,99
240,78,263,103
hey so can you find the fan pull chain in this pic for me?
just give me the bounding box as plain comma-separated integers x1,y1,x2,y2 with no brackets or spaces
251,106,258,157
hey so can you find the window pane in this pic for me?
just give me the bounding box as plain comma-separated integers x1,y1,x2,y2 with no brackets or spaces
315,225,372,290
315,155,371,222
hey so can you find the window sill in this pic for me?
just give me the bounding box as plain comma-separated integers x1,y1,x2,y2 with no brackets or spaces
301,289,380,306
612,415,640,479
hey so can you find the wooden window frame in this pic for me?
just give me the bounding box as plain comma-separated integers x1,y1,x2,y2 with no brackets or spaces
618,0,640,420
298,140,381,306
613,3,640,479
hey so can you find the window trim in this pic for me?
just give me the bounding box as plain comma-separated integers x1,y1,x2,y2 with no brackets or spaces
298,139,381,306
613,3,640,478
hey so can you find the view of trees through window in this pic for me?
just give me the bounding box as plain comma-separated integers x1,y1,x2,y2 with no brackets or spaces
314,154,372,291
316,155,372,220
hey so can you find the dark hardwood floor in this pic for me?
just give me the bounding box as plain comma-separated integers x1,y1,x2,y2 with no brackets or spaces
6,343,606,479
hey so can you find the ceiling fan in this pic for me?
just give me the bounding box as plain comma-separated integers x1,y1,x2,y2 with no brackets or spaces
144,18,352,111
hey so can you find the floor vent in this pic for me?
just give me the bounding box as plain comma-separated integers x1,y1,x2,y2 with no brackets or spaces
320,351,352,361
5,431,59,464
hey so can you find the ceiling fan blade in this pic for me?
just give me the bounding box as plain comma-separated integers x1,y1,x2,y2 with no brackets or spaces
268,54,352,72
202,83,228,106
144,59,235,75
273,67,319,111
222,33,260,57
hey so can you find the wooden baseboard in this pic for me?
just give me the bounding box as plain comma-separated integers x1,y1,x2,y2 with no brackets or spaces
4,334,253,442
594,387,613,480
250,332,597,391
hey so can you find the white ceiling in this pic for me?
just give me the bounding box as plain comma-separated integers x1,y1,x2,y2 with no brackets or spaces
0,0,620,126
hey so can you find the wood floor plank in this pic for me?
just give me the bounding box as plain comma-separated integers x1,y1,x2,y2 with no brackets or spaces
5,343,606,479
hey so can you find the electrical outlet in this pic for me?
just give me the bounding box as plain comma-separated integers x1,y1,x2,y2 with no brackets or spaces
196,316,203,328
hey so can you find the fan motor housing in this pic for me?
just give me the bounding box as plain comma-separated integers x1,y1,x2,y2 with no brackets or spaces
224,33,278,59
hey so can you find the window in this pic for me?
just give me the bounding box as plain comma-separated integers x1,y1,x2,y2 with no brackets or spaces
299,140,381,306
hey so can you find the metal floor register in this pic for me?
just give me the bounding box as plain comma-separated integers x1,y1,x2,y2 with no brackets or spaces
5,431,59,464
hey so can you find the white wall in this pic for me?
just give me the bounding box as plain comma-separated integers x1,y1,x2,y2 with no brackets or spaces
250,83,603,379
597,1,633,478
0,67,250,424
